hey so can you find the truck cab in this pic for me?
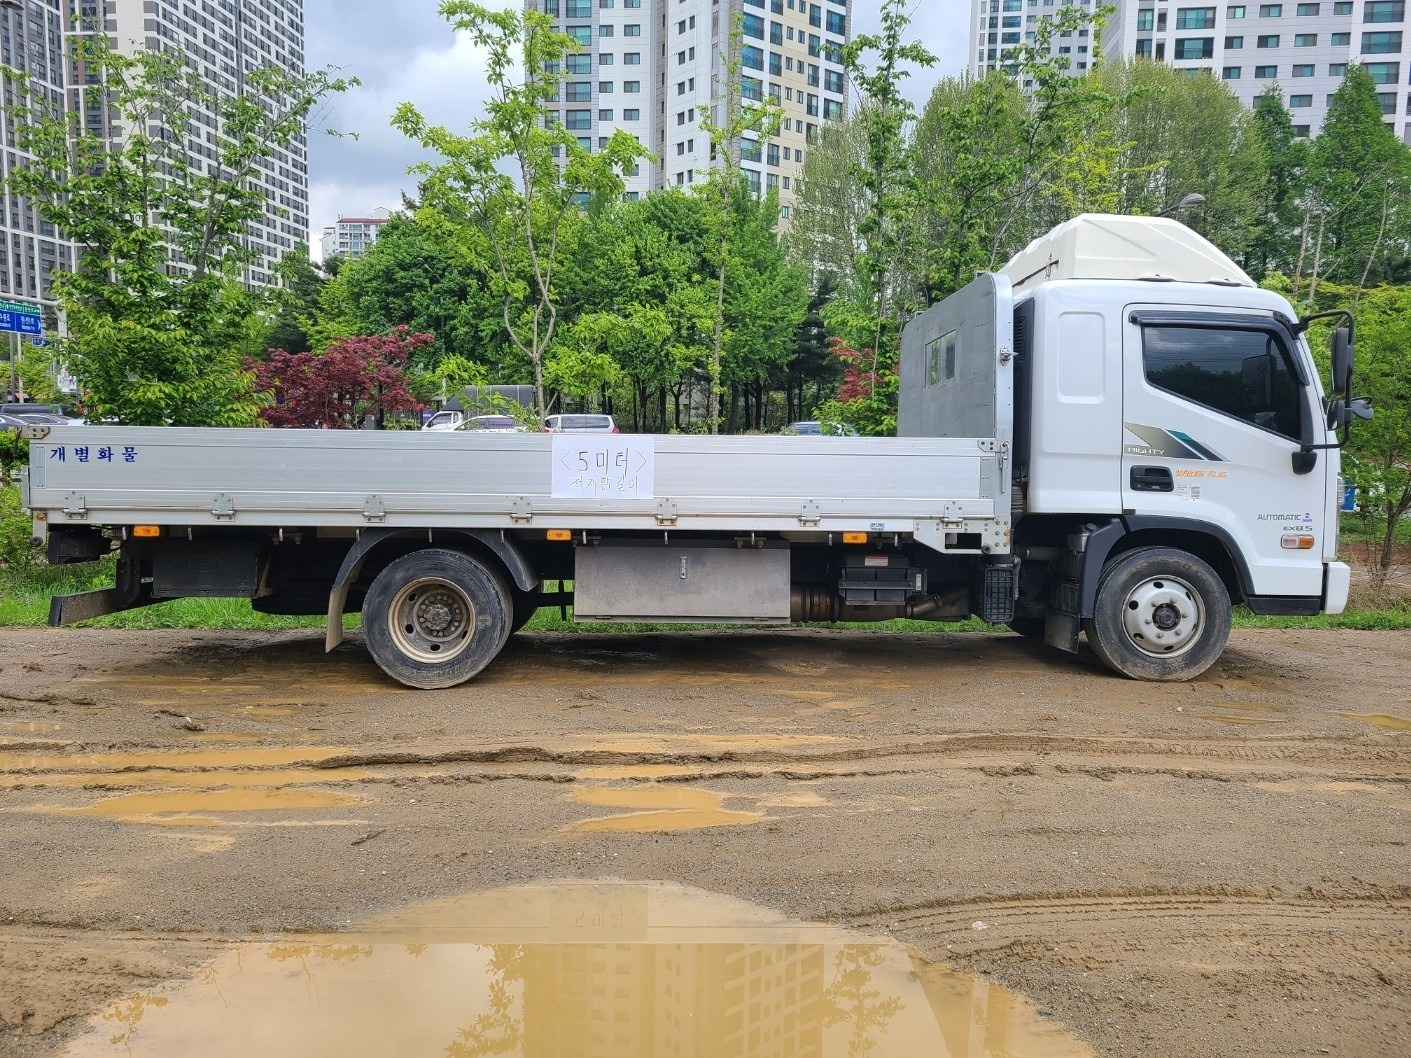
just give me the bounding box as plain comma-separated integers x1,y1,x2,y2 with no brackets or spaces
987,215,1352,677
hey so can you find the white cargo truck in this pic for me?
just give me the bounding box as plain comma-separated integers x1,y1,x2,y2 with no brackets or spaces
19,216,1367,688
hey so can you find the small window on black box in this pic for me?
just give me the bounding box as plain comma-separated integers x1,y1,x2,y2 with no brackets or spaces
926,330,957,387
1142,325,1303,441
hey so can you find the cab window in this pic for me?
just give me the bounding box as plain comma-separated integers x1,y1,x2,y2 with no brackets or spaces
1141,325,1304,442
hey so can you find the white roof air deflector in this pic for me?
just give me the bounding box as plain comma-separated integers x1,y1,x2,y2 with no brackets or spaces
1001,213,1256,291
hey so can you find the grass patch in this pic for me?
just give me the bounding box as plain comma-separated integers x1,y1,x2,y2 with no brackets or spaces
0,554,340,630
13,588,1404,634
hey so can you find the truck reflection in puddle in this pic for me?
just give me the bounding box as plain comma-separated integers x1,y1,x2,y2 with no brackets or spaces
64,881,1092,1057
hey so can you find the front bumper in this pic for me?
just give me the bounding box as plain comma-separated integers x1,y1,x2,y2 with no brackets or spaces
1323,561,1352,615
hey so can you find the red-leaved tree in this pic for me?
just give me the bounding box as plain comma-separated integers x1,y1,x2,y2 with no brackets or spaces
812,336,899,435
248,329,431,428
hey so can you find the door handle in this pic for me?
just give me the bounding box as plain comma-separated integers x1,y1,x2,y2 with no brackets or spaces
1130,465,1174,493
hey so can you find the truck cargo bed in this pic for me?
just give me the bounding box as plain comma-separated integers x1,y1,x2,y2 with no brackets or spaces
24,427,1008,547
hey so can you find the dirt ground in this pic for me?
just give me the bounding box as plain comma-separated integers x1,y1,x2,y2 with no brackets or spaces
0,625,1408,1057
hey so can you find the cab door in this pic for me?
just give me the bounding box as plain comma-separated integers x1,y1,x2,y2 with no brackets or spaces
1121,309,1327,600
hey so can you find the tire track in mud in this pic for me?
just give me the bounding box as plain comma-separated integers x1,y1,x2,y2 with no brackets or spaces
847,889,1411,930
304,734,1411,771
841,889,1411,1014
5,734,1409,793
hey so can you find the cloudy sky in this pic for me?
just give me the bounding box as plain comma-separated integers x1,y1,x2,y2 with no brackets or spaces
302,0,971,253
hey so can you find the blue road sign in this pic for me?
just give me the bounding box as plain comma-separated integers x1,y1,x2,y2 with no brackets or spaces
0,300,42,335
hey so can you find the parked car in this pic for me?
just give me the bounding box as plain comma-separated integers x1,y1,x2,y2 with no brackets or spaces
781,420,859,436
458,414,526,433
543,413,617,433
420,409,466,432
4,411,73,426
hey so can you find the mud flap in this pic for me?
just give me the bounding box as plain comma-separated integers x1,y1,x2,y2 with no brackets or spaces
49,584,156,626
1044,609,1082,654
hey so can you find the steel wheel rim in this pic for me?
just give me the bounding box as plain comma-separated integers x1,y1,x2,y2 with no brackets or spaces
388,577,474,664
1120,574,1204,659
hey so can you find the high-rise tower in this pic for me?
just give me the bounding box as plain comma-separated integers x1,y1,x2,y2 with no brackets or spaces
101,0,309,285
530,0,852,222
0,0,76,308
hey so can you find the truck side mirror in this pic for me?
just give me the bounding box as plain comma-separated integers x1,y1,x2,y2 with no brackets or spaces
1331,327,1353,394
1241,353,1273,406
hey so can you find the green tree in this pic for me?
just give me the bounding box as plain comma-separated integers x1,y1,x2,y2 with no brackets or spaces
788,117,869,298
425,354,489,405
1102,60,1268,260
911,73,1030,305
264,245,328,356
720,186,808,432
337,215,509,373
913,7,1119,303
1247,85,1309,279
1265,275,1410,595
392,1,648,423
544,310,637,409
1303,64,1411,294
785,275,841,423
1342,286,1411,592
698,13,784,433
838,0,936,357
1,37,354,425
556,191,709,429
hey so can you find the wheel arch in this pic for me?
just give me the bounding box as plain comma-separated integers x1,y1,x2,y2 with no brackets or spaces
324,528,539,651
1079,516,1249,620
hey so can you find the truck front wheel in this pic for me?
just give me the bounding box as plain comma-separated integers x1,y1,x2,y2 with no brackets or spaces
1085,547,1231,682
362,549,512,689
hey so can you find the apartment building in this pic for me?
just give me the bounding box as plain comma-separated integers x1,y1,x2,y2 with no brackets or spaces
970,0,1411,143
1,0,309,307
968,0,1103,79
102,0,310,284
531,0,851,221
321,208,391,261
0,0,75,312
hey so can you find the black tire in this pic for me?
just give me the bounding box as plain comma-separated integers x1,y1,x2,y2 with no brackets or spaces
362,549,511,689
1084,547,1231,682
1007,616,1046,640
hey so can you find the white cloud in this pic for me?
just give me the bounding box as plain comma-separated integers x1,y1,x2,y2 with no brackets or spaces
306,1,522,245
304,0,975,247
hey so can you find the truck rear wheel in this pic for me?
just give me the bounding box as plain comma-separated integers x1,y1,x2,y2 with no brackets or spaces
362,549,511,689
1085,547,1230,682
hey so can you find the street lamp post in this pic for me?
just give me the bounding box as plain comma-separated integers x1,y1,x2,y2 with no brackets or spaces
1159,193,1207,218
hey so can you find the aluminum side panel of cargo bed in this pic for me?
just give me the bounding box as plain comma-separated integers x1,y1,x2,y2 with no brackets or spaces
25,428,1003,534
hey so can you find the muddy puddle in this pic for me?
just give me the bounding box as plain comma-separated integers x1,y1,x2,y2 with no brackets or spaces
63,881,1092,1058
566,786,763,833
0,745,367,826
1335,712,1411,732
1210,715,1288,726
